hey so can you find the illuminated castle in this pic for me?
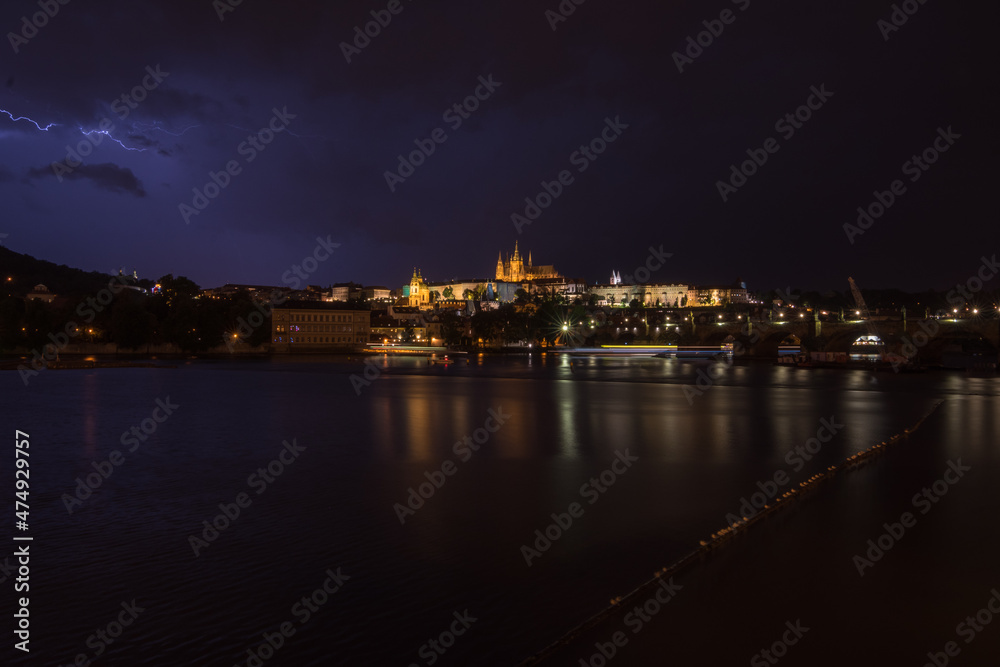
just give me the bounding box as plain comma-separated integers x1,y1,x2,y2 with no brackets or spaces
495,242,560,282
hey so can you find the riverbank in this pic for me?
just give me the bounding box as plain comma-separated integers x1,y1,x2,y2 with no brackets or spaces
0,358,177,371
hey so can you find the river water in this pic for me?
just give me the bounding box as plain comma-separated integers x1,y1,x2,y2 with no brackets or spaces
2,354,997,666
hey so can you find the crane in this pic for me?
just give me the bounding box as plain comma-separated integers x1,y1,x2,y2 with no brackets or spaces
847,277,879,341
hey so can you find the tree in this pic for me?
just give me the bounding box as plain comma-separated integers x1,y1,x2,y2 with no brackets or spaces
227,292,272,347
442,286,454,299
473,309,502,345
163,298,226,352
439,312,464,347
0,297,25,349
22,299,57,349
111,296,156,350
156,274,200,305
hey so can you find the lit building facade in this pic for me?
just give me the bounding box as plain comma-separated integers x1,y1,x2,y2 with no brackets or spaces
687,283,750,306
271,302,370,351
587,283,690,307
405,269,499,308
27,284,57,303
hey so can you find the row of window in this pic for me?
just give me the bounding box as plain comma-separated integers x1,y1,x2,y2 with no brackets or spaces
276,325,362,333
273,336,366,344
288,313,362,323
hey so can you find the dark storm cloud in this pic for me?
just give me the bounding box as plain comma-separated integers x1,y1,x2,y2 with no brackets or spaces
26,163,146,197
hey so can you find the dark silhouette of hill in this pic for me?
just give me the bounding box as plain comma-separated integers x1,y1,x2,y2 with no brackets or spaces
0,246,142,299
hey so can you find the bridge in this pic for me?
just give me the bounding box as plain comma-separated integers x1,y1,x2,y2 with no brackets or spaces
688,316,1000,358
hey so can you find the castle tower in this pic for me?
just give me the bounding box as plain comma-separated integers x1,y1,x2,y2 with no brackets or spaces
409,268,426,307
510,241,523,281
496,252,505,281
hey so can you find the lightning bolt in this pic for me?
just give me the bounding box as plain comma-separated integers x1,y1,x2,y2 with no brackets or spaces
3,105,145,151
3,104,202,153
0,108,58,131
78,128,147,152
5,105,322,160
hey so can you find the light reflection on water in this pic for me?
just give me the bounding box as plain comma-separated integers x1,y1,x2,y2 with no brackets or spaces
3,356,997,666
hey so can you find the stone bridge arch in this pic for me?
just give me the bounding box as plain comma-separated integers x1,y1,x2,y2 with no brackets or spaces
756,331,802,357
822,326,879,353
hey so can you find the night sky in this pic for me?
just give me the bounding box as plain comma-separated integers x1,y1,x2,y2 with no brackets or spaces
1,0,995,292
